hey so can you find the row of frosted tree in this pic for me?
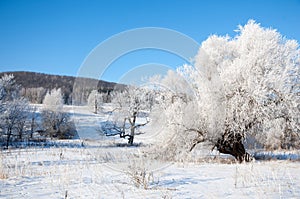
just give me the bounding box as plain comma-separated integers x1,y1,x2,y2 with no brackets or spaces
0,75,76,148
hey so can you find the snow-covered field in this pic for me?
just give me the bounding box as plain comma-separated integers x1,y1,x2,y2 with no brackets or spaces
1,105,300,198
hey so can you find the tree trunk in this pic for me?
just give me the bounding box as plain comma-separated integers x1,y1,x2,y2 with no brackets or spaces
215,132,252,162
94,98,98,114
128,135,134,145
30,117,34,139
128,125,135,145
6,128,12,149
18,128,22,140
128,112,137,145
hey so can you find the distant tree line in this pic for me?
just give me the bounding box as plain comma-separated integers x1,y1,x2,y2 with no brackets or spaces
0,71,124,105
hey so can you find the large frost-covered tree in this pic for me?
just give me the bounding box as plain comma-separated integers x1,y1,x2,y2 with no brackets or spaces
101,86,153,145
150,20,299,161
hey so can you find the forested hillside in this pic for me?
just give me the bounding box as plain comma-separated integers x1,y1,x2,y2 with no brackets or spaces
0,71,123,104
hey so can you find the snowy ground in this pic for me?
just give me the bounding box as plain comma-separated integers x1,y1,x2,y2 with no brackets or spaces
1,146,300,198
1,105,300,198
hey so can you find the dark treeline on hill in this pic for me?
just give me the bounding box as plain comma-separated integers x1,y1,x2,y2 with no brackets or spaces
0,71,125,104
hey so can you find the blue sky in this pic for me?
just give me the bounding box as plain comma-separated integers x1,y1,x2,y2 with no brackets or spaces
0,0,299,83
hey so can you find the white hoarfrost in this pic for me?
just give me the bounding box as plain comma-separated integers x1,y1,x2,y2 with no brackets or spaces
87,90,104,114
43,88,64,111
148,20,299,157
0,74,30,148
101,86,152,145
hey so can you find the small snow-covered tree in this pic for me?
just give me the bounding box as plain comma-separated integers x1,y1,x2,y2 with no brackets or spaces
43,88,64,111
41,88,76,139
0,74,19,102
0,74,29,148
101,86,152,145
1,99,29,147
87,90,103,114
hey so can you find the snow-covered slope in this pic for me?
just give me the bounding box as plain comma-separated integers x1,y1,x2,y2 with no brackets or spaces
67,105,107,140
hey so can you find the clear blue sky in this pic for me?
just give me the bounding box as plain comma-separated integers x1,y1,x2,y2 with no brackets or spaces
0,0,299,82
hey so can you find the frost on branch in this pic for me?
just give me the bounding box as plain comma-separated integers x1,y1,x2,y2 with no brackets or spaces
149,20,299,162
0,74,30,148
100,86,153,145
